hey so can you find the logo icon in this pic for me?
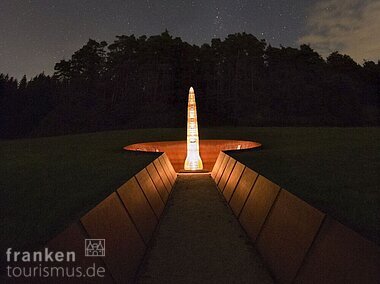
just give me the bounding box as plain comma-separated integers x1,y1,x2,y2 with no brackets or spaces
85,239,105,257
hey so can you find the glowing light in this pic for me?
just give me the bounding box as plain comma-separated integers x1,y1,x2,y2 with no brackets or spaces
184,87,203,170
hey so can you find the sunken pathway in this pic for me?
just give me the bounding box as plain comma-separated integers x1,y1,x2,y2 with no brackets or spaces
137,173,273,283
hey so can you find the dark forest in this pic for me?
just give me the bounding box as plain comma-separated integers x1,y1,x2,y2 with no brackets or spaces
1,31,379,138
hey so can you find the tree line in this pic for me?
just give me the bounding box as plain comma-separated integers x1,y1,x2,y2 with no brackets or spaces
1,31,379,138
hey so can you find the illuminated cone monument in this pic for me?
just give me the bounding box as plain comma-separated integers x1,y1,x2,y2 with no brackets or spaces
184,87,203,170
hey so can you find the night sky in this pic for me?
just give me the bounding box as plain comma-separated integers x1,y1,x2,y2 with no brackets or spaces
1,0,379,79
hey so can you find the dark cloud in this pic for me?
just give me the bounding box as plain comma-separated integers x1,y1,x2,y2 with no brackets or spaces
299,0,380,63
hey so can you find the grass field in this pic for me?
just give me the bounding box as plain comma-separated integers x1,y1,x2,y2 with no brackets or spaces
1,127,379,258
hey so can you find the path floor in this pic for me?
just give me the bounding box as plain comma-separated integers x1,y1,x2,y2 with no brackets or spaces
137,173,273,283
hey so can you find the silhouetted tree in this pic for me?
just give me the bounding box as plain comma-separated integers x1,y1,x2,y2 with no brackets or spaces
0,31,379,138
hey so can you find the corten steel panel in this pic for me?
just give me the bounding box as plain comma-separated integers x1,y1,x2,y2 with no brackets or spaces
218,158,236,192
117,177,158,244
146,163,170,201
158,154,173,182
239,175,281,242
159,154,176,184
294,217,380,284
223,161,245,202
81,193,146,283
135,168,165,218
153,159,172,193
161,153,177,182
256,190,325,284
215,155,230,184
229,167,259,217
158,156,175,186
124,140,261,171
42,223,113,283
211,152,225,179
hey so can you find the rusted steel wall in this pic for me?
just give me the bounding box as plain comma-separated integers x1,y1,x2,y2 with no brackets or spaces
214,151,380,284
38,154,177,283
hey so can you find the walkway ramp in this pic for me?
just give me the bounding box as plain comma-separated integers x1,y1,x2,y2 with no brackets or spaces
137,173,273,283
18,152,378,283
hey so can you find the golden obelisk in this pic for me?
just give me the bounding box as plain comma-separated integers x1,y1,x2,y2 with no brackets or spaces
184,87,203,170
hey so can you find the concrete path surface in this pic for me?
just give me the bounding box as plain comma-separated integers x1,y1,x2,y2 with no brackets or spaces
137,173,273,283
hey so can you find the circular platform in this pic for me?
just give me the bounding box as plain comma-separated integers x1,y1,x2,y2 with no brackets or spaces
124,140,261,172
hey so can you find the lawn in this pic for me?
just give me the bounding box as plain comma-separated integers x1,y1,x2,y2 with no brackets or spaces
1,127,379,258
